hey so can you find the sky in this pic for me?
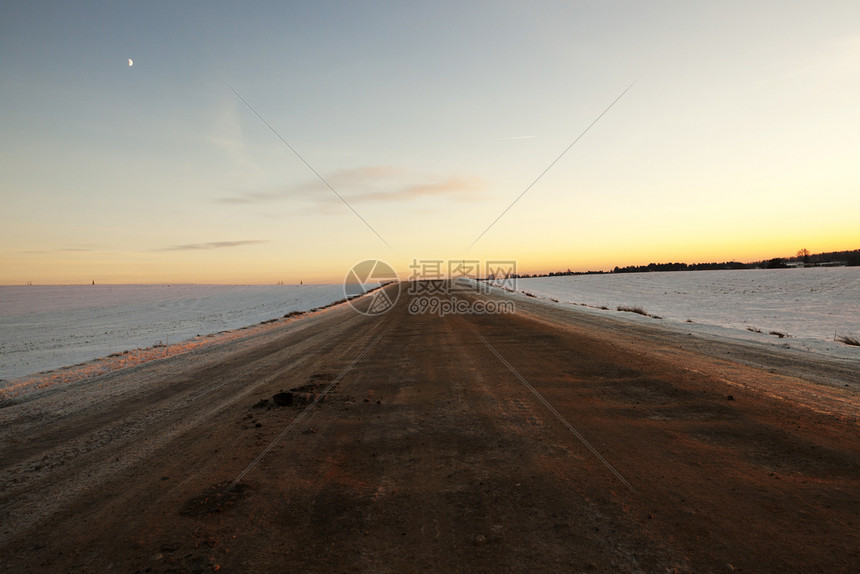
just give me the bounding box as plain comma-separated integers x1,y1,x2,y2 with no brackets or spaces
1,1,859,284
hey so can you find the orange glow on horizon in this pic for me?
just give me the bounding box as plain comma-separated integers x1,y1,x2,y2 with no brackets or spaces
2,231,857,285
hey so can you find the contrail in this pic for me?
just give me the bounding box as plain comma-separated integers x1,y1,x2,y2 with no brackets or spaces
468,81,637,251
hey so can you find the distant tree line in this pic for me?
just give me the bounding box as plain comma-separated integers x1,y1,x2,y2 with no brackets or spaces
784,248,860,267
612,261,749,274
509,269,608,279
748,249,860,269
506,248,859,279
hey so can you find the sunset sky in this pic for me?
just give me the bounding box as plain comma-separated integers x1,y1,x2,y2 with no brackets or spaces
2,1,859,284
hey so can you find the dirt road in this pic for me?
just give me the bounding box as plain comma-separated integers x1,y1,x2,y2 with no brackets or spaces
1,284,858,572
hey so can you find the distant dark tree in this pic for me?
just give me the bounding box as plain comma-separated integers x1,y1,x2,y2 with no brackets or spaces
766,258,787,269
797,248,810,264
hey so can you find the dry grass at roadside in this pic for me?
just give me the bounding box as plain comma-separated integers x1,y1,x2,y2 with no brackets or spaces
617,305,662,319
836,334,860,346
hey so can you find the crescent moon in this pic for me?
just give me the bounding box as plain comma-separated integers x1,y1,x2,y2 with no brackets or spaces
128,58,134,67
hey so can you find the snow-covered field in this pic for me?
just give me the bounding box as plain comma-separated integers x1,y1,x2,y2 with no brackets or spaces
0,284,346,381
513,267,860,358
2,268,858,381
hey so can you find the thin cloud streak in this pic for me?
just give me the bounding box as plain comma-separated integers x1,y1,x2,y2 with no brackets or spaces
216,168,488,205
216,187,320,205
18,248,95,254
158,240,268,251
351,176,488,202
214,167,397,205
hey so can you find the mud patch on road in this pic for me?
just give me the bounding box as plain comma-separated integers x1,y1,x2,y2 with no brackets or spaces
253,372,340,410
179,481,250,516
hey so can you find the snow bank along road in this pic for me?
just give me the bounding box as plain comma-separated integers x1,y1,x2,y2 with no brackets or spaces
0,283,857,572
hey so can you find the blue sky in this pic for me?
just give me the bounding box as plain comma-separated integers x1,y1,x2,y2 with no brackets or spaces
2,1,859,283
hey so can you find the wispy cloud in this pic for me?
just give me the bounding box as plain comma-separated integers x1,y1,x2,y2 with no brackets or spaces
351,176,488,202
216,167,488,206
216,180,326,204
158,240,268,251
18,247,95,254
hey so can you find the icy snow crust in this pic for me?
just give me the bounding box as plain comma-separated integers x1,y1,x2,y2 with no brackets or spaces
0,284,345,380
512,267,860,360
